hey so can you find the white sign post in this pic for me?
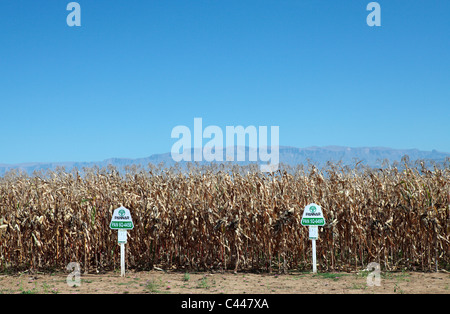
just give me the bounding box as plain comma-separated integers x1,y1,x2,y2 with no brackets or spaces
110,206,134,277
301,203,325,273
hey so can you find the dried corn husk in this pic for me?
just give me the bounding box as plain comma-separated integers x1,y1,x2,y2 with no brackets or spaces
0,162,448,272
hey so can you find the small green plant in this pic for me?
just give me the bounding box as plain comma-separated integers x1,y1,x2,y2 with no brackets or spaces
395,271,411,282
145,279,162,293
314,272,346,281
41,282,51,294
356,270,370,278
196,277,210,289
20,282,38,294
349,283,366,290
393,283,404,294
183,272,190,282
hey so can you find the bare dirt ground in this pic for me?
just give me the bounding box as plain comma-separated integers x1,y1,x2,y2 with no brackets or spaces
0,270,448,294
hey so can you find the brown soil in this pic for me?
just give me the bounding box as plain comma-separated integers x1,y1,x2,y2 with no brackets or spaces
0,270,448,294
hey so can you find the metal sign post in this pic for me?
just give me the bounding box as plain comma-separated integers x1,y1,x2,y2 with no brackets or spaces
309,225,318,273
312,238,317,273
118,229,127,277
120,241,125,276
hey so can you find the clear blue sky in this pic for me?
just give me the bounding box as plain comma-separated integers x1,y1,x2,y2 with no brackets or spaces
0,0,449,164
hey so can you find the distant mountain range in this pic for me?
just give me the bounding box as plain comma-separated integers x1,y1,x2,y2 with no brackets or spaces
1,146,449,176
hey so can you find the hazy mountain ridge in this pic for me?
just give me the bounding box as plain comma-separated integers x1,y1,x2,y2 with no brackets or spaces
1,146,449,176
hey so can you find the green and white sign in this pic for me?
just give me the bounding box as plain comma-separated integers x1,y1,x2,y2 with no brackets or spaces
110,206,133,277
301,203,325,226
110,206,134,230
301,203,325,273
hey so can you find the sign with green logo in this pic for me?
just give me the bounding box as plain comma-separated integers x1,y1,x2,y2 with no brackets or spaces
110,206,133,277
110,206,134,230
301,203,325,273
301,203,325,226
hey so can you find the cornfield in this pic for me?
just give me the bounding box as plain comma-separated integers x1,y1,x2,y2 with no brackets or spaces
0,161,449,273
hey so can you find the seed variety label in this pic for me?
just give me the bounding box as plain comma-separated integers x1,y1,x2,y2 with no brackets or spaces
301,203,326,226
118,229,127,244
309,226,319,239
110,206,134,230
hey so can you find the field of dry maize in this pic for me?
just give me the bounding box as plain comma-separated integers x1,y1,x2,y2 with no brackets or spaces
0,162,449,273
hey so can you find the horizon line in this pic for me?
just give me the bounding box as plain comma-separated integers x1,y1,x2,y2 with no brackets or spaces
1,144,448,166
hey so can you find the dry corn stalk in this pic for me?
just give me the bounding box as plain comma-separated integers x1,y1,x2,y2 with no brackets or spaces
0,161,448,273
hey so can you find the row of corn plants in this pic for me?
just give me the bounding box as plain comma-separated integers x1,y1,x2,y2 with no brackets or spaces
0,161,448,273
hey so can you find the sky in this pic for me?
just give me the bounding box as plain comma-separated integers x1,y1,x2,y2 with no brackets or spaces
0,0,449,164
